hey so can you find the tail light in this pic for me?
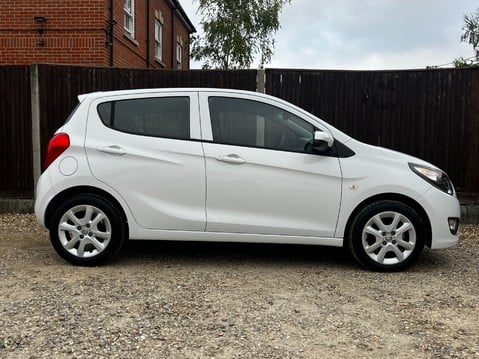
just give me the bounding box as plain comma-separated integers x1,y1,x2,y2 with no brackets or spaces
44,133,70,170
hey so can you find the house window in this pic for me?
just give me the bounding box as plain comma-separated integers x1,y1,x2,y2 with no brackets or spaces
176,43,182,69
124,0,135,37
155,19,162,61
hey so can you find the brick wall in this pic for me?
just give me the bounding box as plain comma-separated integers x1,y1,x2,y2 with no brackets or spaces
0,0,193,68
0,0,108,65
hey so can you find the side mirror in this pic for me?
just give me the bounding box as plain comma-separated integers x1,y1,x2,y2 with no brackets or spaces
313,131,334,153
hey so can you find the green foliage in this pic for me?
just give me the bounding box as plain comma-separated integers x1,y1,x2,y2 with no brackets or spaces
461,9,479,51
453,57,479,68
192,0,290,69
454,9,479,68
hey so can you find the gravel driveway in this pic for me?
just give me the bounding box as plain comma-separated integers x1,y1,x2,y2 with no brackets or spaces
1,214,478,358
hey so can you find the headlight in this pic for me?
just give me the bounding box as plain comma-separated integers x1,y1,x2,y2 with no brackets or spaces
408,163,454,195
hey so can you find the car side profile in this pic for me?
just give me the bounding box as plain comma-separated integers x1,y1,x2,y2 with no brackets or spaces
34,88,460,271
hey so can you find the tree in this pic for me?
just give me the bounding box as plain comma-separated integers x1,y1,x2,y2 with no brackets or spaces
455,9,479,68
453,57,478,68
191,0,290,69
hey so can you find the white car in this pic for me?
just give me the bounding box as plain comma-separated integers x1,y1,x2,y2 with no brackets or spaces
34,88,460,271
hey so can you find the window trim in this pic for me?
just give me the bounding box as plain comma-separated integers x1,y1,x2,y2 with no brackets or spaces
154,19,162,61
176,43,182,69
124,0,135,37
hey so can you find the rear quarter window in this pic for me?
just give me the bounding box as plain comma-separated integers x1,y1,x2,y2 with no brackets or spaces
97,96,190,140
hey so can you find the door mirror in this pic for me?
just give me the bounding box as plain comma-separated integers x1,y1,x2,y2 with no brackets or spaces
313,131,334,153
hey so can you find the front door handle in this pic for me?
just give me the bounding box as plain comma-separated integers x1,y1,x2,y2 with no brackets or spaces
96,145,126,155
215,154,245,164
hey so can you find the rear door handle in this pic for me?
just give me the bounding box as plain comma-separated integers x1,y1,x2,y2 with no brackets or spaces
96,145,126,155
215,154,245,164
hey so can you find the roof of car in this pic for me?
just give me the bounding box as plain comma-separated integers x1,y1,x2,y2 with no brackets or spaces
78,88,266,103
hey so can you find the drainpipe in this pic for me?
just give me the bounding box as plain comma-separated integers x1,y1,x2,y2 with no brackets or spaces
146,0,150,68
108,0,114,66
171,1,176,68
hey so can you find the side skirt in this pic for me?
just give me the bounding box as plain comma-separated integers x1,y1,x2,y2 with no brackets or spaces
129,229,343,247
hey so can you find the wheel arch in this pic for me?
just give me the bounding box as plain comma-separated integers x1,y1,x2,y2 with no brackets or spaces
343,193,432,248
44,186,129,232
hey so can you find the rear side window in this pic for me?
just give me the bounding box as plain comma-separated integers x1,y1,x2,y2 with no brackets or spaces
97,96,190,140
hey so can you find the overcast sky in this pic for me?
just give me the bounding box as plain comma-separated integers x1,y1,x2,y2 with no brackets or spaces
180,0,477,70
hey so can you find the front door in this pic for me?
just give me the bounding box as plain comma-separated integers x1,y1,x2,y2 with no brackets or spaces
200,93,342,238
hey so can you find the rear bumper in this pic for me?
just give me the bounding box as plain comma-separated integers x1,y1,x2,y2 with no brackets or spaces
34,171,54,228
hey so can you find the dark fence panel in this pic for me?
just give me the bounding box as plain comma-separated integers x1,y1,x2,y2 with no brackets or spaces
266,68,479,196
1,64,478,199
37,64,257,158
0,65,32,198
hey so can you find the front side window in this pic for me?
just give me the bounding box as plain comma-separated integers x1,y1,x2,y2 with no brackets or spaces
154,19,162,61
124,0,135,36
97,97,190,140
208,97,315,153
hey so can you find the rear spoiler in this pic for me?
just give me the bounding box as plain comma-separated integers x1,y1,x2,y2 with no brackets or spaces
78,91,106,103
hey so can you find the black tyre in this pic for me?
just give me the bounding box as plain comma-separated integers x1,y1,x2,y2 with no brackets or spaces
347,201,425,272
49,194,126,266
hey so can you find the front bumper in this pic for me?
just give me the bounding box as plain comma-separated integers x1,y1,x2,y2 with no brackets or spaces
418,187,461,249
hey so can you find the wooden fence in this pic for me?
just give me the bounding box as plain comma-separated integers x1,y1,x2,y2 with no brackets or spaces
0,64,478,200
0,66,32,197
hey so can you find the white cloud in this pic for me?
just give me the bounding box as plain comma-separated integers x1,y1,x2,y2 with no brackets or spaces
179,0,478,69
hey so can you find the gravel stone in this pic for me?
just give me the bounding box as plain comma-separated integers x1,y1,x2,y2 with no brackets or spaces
0,214,478,358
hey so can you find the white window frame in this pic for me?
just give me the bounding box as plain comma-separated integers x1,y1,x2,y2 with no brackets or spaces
124,0,135,37
176,43,182,69
155,19,162,61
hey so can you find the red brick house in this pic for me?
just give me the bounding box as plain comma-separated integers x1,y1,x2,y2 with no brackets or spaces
0,0,196,69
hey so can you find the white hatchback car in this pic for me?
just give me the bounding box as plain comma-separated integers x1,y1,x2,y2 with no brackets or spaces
35,88,460,271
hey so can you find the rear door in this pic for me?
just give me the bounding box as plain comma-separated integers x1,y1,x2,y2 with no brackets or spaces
85,91,206,231
199,92,342,238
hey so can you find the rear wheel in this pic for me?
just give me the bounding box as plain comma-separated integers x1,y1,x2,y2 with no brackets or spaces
49,194,126,266
347,201,425,271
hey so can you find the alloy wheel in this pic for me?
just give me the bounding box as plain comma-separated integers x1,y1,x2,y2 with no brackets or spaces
361,211,416,266
58,205,112,258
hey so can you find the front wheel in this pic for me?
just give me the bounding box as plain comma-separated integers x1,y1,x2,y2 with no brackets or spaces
49,194,126,266
347,201,425,271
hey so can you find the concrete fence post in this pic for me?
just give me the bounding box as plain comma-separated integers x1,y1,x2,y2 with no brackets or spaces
256,64,265,93
30,64,41,197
